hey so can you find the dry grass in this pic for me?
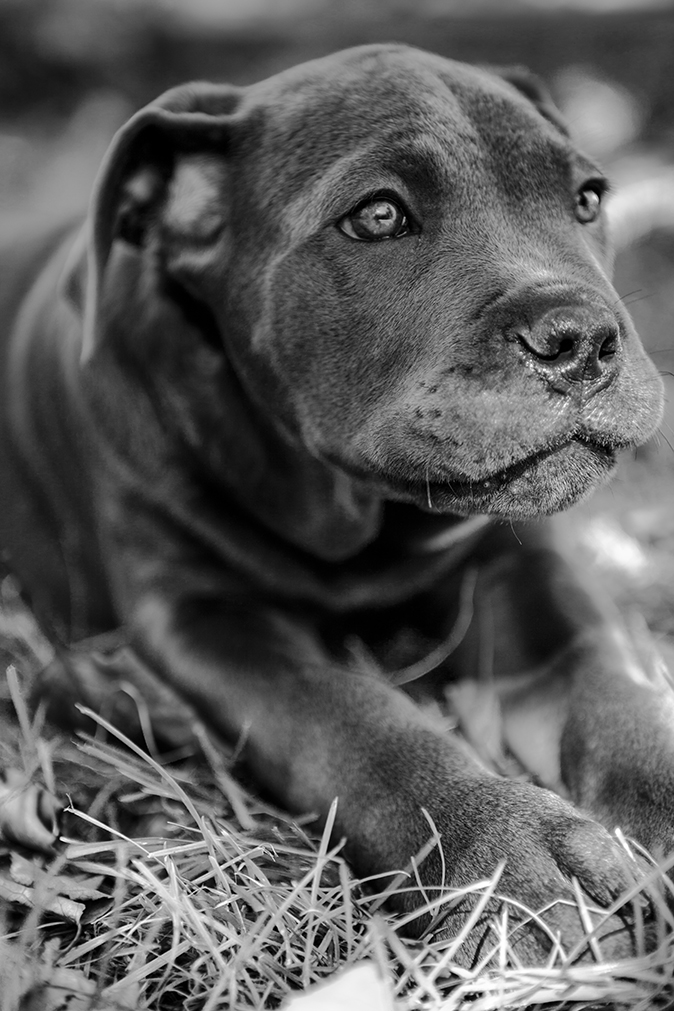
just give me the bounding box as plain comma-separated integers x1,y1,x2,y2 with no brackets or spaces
2,694,674,1010
1,568,674,1010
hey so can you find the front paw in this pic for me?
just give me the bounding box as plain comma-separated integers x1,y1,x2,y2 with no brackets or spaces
405,779,649,966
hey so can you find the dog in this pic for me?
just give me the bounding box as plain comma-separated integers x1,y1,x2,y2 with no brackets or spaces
0,43,672,963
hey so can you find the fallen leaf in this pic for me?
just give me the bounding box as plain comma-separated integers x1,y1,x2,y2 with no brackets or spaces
0,874,86,924
10,852,107,901
282,962,394,1011
0,769,63,852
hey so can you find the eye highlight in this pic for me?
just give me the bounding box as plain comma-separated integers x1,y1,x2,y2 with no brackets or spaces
338,196,411,241
575,182,604,224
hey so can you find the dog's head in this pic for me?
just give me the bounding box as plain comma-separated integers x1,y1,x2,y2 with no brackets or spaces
70,44,663,521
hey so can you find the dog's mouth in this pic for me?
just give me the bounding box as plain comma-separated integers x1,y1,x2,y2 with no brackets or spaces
374,435,619,519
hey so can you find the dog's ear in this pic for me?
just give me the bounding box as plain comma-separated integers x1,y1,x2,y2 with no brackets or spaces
62,83,243,362
495,66,569,137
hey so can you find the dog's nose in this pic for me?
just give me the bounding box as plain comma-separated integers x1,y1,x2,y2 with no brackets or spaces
511,307,620,387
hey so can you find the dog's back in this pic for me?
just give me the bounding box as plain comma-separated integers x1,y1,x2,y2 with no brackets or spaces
0,223,114,639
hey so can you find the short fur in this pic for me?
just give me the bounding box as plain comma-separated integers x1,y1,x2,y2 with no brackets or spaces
0,44,671,963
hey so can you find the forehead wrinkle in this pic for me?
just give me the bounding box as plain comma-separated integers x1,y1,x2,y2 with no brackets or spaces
279,165,387,246
258,52,594,238
377,134,462,194
253,57,477,161
448,88,580,207
273,92,490,245
429,64,583,193
278,137,455,245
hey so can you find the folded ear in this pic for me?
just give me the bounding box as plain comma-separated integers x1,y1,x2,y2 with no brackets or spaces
62,82,243,362
495,66,569,137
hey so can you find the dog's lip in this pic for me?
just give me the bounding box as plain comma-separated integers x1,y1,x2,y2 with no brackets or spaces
335,434,618,507
416,434,618,505
324,434,618,509
416,436,617,500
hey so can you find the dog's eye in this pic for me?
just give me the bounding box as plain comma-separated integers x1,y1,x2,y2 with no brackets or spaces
338,198,409,241
575,184,603,224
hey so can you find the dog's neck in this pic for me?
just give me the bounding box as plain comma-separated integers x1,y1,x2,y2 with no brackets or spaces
206,378,491,564
191,359,385,562
254,449,385,563
181,352,501,565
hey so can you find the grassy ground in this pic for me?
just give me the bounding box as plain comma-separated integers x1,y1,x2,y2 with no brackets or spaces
1,665,674,1011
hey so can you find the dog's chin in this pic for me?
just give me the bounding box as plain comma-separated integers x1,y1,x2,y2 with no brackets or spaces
389,440,619,520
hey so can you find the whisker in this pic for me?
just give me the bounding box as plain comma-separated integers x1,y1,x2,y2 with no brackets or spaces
613,288,643,307
656,427,674,455
622,293,654,309
508,519,522,546
425,464,434,511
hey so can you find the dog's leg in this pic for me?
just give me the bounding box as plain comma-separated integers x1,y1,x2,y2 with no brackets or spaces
460,522,674,857
107,528,648,964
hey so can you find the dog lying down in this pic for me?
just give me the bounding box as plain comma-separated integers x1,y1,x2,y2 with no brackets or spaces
0,43,671,965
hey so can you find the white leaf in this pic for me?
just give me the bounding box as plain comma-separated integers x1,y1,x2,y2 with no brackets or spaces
283,962,394,1011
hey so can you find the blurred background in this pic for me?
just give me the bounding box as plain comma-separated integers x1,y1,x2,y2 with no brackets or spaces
0,0,673,631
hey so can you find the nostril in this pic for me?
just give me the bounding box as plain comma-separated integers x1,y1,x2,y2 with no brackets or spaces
516,329,578,362
555,336,575,360
599,331,618,359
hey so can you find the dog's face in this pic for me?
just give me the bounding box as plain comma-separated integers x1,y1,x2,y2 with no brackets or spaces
82,44,664,520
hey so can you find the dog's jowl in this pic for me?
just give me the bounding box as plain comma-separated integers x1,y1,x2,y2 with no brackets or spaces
0,44,671,963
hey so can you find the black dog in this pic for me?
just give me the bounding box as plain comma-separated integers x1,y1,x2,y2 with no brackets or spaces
0,44,670,962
